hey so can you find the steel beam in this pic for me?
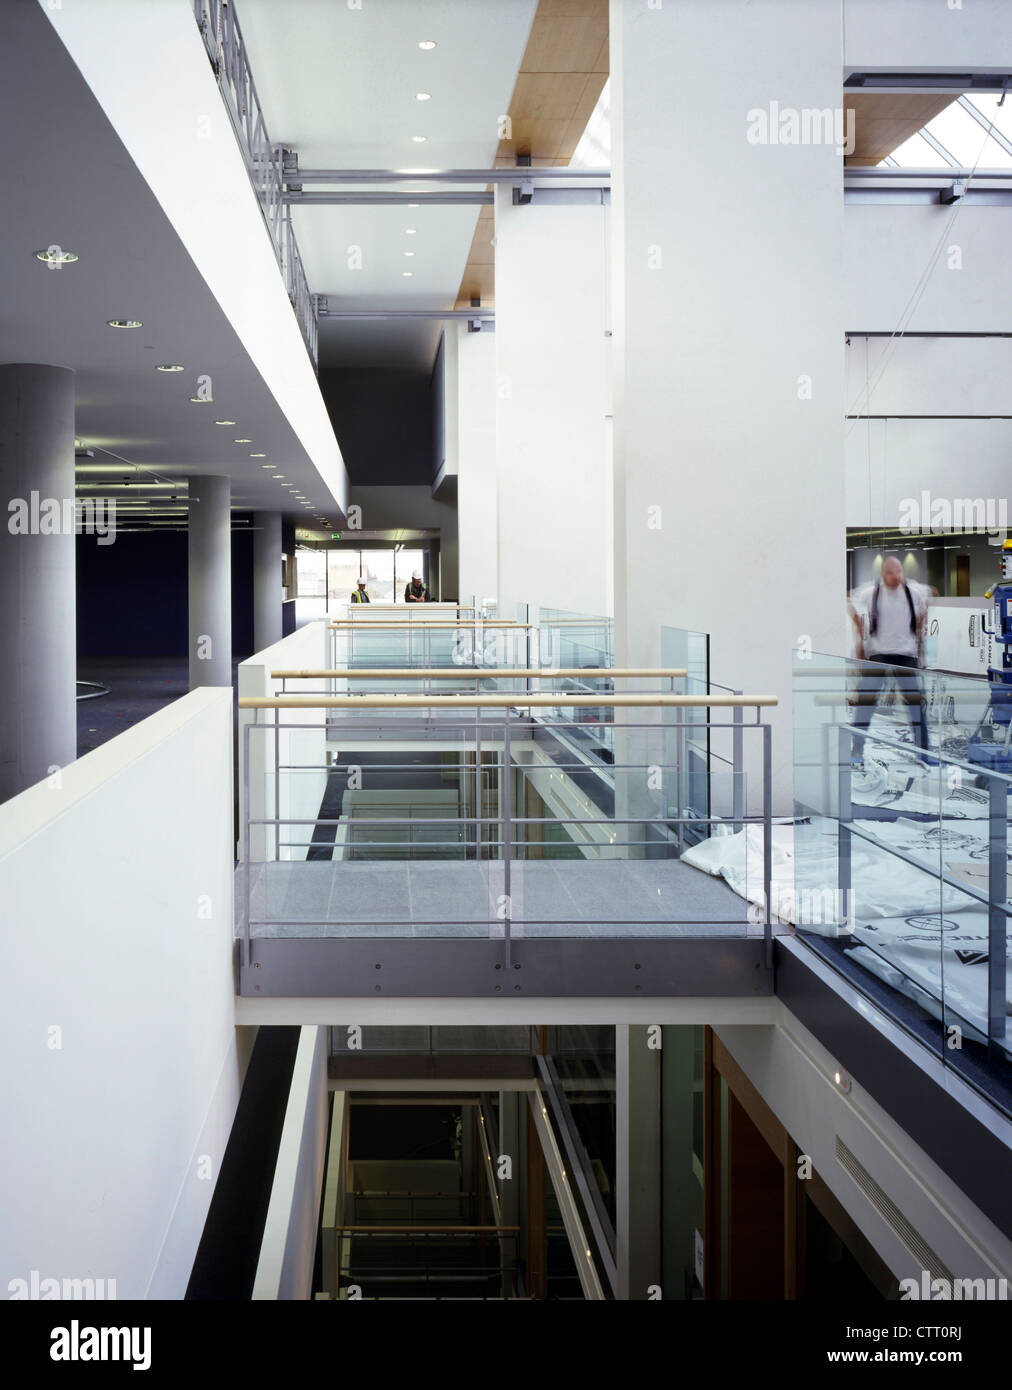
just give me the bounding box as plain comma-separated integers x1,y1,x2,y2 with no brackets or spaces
315,307,494,321
286,168,611,184
286,191,493,205
238,937,774,999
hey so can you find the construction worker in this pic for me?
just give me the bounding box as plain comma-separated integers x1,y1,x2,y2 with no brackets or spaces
350,577,370,604
404,569,432,603
847,554,932,761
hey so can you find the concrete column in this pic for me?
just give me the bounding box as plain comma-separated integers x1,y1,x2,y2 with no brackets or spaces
456,324,498,607
494,189,612,620
253,510,282,653
0,364,76,802
610,0,846,811
615,1024,661,1300
188,474,232,688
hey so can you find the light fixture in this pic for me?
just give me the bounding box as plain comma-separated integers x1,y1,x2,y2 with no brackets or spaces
215,419,236,426
155,364,185,372
418,39,436,50
106,319,142,329
260,464,273,469
235,438,253,444
405,228,417,235
404,251,415,257
273,473,285,478
407,203,419,209
249,452,266,457
34,247,77,264
402,271,413,277
412,135,427,143
416,92,431,101
833,1070,852,1094
189,396,214,404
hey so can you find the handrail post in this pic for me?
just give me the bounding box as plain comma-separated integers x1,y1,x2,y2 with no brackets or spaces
763,718,773,970
732,691,744,834
274,707,281,861
474,707,482,862
987,772,1007,1053
838,723,853,924
503,709,513,971
242,718,252,969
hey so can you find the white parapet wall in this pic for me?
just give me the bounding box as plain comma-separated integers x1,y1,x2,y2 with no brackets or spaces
0,686,243,1300
252,1026,330,1301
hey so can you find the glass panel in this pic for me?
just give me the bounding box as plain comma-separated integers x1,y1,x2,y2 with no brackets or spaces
363,549,394,604
296,547,326,596
794,650,1012,1116
396,548,425,598
328,550,362,605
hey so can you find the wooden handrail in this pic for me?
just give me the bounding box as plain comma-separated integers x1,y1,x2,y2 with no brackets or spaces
269,666,689,680
239,693,777,709
329,620,527,628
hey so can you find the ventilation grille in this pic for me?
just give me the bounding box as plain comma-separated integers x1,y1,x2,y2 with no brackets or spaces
836,1136,951,1283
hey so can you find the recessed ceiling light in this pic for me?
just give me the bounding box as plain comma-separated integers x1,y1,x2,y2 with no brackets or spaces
215,419,236,426
408,203,419,209
34,247,77,264
190,396,214,403
155,364,185,372
402,271,413,277
418,40,436,50
405,228,417,235
416,92,431,101
412,135,427,143
249,452,266,457
260,463,273,468
235,438,253,444
404,251,415,257
107,319,143,328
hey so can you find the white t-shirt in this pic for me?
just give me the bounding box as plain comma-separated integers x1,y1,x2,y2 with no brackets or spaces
852,580,930,659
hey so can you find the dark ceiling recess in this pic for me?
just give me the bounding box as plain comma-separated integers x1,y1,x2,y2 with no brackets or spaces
319,368,435,486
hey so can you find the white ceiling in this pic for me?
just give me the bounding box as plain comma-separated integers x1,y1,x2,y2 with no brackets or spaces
2,0,339,523
237,0,539,370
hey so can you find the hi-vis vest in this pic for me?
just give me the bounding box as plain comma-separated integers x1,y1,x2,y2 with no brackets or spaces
351,588,369,603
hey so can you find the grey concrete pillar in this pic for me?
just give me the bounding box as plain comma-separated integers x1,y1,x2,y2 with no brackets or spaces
253,510,283,653
188,474,232,688
615,1023,662,1299
0,364,76,802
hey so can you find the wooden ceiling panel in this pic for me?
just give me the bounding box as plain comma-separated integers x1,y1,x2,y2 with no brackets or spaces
454,0,609,309
845,92,956,165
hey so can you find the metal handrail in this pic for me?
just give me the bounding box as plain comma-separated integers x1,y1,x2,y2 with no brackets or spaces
240,693,776,709
270,667,688,679
329,621,527,629
193,0,318,367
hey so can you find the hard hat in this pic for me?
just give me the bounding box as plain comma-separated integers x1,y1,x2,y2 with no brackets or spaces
412,569,422,580
357,577,366,585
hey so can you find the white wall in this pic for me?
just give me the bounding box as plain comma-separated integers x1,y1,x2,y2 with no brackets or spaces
716,984,1012,1286
495,189,613,619
845,207,1012,334
0,687,242,1300
239,621,329,864
844,0,1012,68
846,417,1012,530
43,0,349,517
610,0,846,813
456,324,498,605
253,1025,329,1301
